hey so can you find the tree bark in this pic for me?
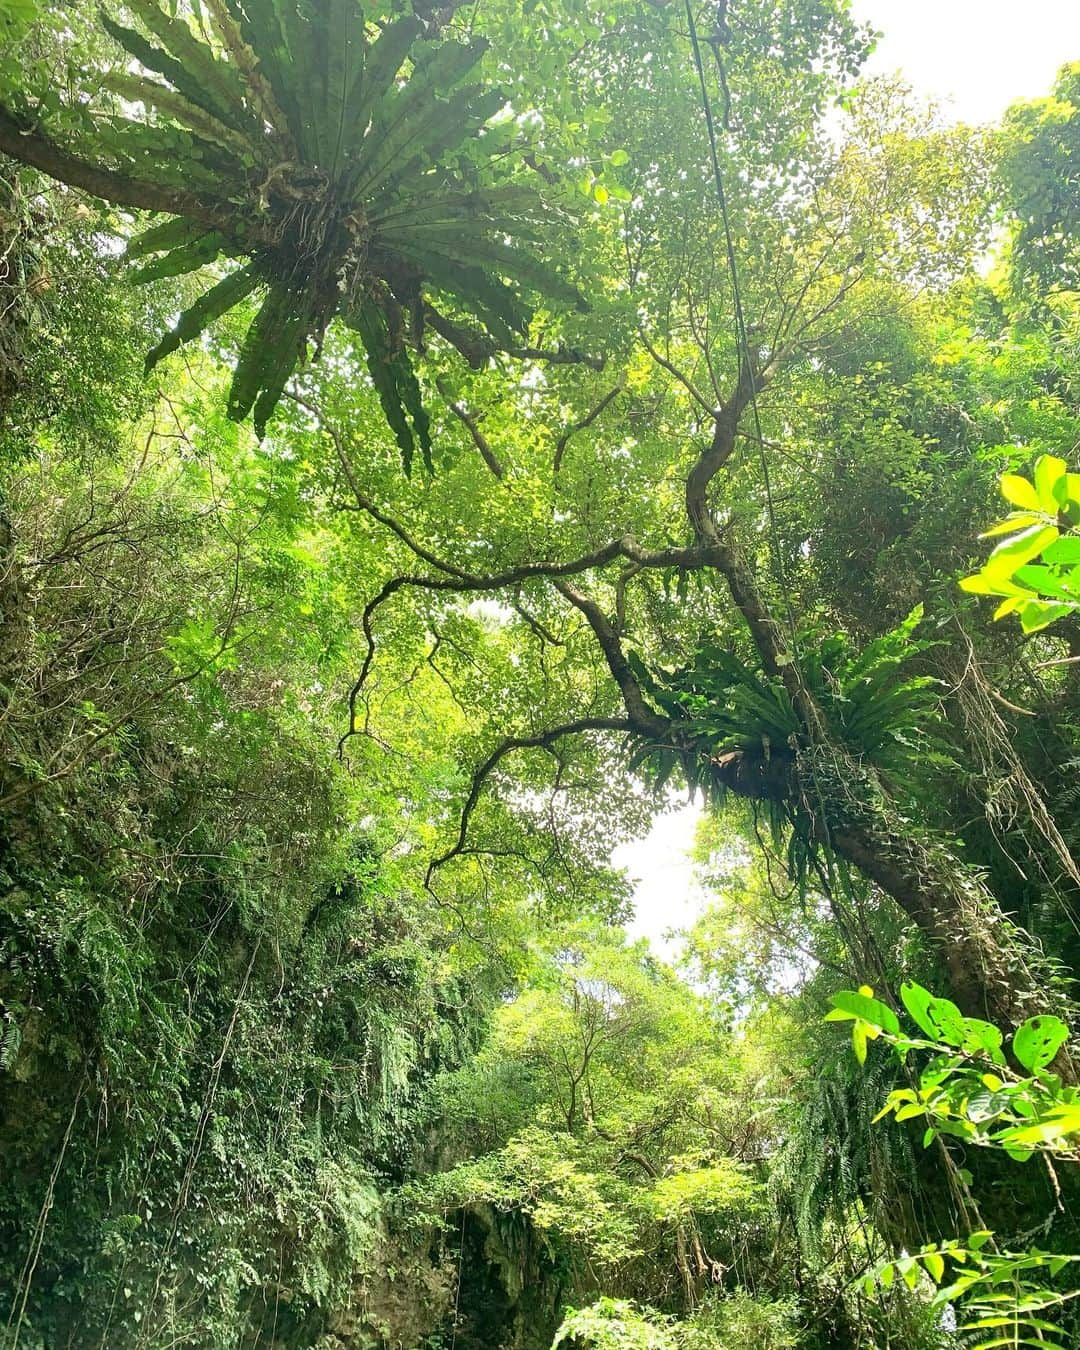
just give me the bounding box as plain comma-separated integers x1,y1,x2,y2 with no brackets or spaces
677,387,1069,1030
0,107,238,232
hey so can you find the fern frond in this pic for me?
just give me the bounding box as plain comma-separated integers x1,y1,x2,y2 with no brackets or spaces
321,0,363,177
252,310,307,437
225,0,307,153
7,0,587,447
144,262,260,373
125,216,212,261
418,258,532,345
102,72,251,159
349,39,490,196
228,282,295,423
394,235,585,310
120,0,252,131
357,86,505,200
204,0,294,143
129,231,230,283
346,300,431,474
341,13,424,162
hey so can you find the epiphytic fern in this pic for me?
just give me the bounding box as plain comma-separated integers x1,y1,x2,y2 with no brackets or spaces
1,1,584,466
630,606,950,813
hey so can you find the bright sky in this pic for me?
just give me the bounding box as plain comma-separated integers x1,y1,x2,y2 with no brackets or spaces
852,1,1079,124
618,1,1080,955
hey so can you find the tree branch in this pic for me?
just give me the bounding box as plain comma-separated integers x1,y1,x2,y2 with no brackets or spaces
553,380,625,474
425,717,634,883
553,579,668,737
0,106,240,232
438,383,506,480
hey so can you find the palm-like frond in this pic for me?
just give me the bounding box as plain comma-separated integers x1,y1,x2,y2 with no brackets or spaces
4,1,584,463
633,606,949,809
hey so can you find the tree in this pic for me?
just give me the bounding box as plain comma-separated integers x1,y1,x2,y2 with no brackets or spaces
1001,62,1080,297
310,24,1056,1030
0,0,585,451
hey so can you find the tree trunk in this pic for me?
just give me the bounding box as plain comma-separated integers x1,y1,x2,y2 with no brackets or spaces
716,537,1069,1031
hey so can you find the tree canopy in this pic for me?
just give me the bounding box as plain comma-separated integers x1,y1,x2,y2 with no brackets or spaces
1,2,1079,1348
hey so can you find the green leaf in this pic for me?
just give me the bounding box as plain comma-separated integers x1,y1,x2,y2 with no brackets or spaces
922,1250,945,1282
980,513,1044,538
984,525,1060,579
1020,601,1072,632
959,572,1032,598
960,1017,1006,1064
144,262,260,372
1041,535,1080,564
1000,473,1042,512
900,982,966,1046
125,216,212,261
1012,1015,1069,1072
827,989,900,1035
1013,564,1080,601
1034,455,1068,511
129,232,229,284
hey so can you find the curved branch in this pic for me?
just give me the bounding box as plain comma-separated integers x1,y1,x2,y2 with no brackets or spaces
438,383,506,480
554,579,669,738
0,106,239,231
684,359,774,545
637,328,715,415
425,716,635,883
337,536,725,754
553,380,625,474
285,392,472,580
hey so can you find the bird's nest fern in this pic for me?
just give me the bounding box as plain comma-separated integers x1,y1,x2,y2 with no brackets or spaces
2,0,586,466
630,605,951,820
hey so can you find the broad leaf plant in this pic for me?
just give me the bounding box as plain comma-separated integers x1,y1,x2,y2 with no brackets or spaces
961,453,1080,632
829,982,1078,1348
0,0,583,465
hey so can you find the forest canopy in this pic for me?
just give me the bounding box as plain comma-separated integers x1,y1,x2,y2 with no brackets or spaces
0,2,1079,1348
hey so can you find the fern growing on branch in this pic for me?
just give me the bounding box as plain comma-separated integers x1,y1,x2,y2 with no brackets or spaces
0,0,585,465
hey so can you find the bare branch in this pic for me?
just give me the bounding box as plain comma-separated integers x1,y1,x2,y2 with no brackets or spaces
553,579,668,737
438,382,506,480
637,327,715,415
425,716,634,882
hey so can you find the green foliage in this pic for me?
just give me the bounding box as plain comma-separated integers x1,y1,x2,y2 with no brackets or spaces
3,4,1080,1348
3,0,582,454
553,1299,677,1350
828,981,1077,1158
552,1290,801,1350
830,982,1080,1346
961,452,1080,630
634,605,944,807
866,1238,1080,1350
680,1290,800,1350
1001,62,1080,295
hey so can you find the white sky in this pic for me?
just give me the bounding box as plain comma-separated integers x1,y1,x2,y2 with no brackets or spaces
618,1,1079,954
852,1,1079,124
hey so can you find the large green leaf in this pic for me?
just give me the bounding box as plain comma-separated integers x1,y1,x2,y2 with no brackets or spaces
144,263,261,372
1012,1016,1069,1073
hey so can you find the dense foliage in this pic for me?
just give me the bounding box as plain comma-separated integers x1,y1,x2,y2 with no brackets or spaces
0,2,1078,1348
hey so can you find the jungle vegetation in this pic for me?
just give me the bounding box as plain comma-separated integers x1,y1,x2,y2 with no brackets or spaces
0,1,1078,1346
